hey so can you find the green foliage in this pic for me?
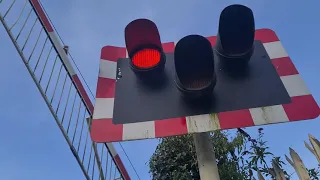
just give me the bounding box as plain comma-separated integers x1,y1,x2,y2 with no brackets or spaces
240,128,289,179
148,128,316,180
212,131,248,179
308,166,320,180
148,131,249,180
148,135,198,180
149,130,251,179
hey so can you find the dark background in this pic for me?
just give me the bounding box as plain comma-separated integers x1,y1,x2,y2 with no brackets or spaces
113,41,291,124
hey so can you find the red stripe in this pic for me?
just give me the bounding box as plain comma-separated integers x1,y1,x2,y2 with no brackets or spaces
255,28,279,43
271,57,299,76
101,46,126,62
114,155,131,180
162,42,175,53
30,0,54,32
283,95,320,121
207,36,217,47
96,77,116,98
218,109,254,129
155,117,188,137
72,75,94,113
91,119,123,142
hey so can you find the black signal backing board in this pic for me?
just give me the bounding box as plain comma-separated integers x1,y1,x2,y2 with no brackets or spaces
113,41,291,124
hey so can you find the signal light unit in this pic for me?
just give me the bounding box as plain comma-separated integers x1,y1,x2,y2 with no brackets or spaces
174,35,217,99
123,4,255,99
215,4,255,66
125,19,166,75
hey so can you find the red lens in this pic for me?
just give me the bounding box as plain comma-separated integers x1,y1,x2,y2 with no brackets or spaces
132,48,161,69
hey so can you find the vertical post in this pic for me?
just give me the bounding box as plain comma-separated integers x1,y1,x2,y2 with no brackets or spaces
286,148,310,179
193,132,220,180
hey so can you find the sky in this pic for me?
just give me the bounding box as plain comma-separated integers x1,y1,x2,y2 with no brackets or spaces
0,0,320,180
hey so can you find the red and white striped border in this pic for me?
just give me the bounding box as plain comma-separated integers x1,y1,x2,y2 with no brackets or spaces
91,28,320,143
29,1,130,179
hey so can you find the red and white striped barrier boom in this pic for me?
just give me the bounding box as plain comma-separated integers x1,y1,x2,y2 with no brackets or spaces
0,0,130,179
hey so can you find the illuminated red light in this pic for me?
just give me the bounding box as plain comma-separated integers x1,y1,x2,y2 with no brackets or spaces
132,48,161,69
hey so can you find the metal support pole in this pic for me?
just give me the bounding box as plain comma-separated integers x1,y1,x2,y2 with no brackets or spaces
193,132,220,180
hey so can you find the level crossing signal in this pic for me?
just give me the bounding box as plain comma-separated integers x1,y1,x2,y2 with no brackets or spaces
112,4,290,124
90,4,320,143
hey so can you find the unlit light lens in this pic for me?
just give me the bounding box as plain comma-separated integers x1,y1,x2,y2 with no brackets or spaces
181,77,211,89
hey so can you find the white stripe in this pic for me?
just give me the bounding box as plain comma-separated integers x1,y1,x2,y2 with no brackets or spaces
126,50,129,58
48,32,76,75
92,98,114,119
187,114,220,133
106,143,117,157
123,121,155,140
99,59,117,79
281,74,310,97
263,41,288,59
250,105,289,125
